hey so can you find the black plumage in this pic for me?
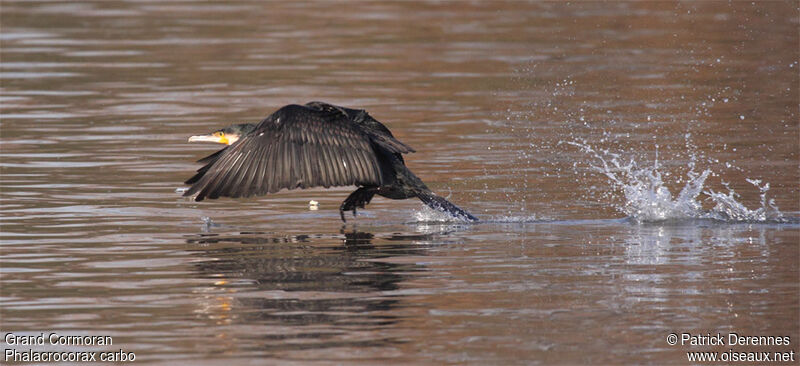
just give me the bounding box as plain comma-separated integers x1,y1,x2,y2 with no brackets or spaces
184,101,478,222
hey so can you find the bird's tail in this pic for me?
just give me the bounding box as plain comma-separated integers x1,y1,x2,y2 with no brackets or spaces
417,192,479,222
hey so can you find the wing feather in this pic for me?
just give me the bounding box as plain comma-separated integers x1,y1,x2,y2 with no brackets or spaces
238,145,261,197
268,138,280,193
213,150,244,198
346,148,362,183
281,139,291,189
254,142,269,195
359,148,375,183
273,140,283,190
231,147,256,197
321,144,337,187
316,142,331,187
300,143,313,188
342,148,356,184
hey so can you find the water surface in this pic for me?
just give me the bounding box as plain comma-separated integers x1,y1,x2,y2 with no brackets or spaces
1,1,798,364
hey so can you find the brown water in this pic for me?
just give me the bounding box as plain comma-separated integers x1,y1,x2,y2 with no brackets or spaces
2,1,798,365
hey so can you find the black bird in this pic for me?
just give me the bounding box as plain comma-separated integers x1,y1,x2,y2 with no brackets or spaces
184,101,478,222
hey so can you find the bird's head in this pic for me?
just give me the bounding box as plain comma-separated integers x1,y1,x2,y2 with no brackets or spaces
188,123,256,145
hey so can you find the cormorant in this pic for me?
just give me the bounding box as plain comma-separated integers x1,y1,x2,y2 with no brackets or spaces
184,101,478,222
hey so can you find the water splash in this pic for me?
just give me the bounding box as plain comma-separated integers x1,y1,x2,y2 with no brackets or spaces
565,141,785,223
412,206,538,224
706,179,783,222
413,206,468,223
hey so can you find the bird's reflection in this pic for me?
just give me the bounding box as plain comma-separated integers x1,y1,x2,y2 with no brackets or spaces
184,227,451,350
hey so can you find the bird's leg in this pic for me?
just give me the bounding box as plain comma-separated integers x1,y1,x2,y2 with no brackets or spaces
339,187,378,222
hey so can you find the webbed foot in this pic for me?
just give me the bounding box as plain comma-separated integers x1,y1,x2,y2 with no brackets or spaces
339,187,378,223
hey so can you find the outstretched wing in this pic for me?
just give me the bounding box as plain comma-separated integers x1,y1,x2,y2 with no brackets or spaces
184,104,388,201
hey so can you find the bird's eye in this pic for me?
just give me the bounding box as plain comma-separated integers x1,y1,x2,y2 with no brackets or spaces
219,132,225,137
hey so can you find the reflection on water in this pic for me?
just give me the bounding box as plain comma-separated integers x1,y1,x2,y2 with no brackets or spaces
187,230,418,352
1,1,798,364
